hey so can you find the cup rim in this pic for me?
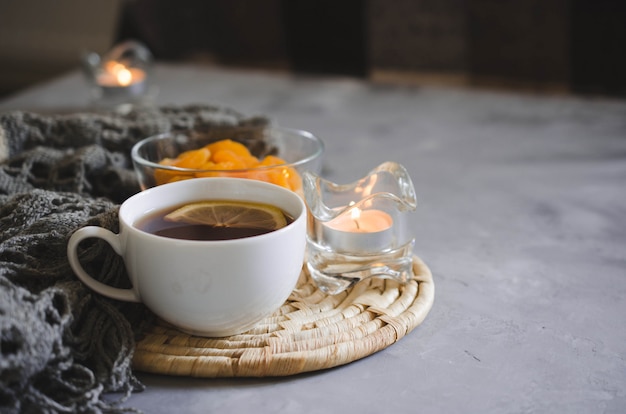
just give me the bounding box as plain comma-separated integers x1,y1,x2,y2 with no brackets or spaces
130,126,324,173
120,177,307,243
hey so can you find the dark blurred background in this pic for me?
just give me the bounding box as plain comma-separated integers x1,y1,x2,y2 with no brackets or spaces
1,0,625,98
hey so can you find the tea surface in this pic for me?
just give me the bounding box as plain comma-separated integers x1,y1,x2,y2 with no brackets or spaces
135,200,293,241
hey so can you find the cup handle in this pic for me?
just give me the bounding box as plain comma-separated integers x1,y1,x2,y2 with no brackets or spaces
67,226,140,303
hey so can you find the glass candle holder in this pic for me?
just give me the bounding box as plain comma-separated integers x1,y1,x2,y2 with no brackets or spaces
83,40,156,108
303,162,417,295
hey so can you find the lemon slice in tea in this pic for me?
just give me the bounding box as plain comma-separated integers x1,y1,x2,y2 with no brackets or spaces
164,200,288,231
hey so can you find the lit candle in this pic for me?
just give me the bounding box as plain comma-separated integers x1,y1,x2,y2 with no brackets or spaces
96,61,146,88
323,206,393,253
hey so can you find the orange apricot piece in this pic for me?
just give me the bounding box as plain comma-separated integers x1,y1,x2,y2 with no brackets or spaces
153,138,303,191
173,148,211,169
212,150,248,169
206,139,250,157
260,155,287,167
286,167,302,191
266,167,290,188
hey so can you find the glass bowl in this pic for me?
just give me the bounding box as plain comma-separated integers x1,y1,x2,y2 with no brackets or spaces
131,126,324,193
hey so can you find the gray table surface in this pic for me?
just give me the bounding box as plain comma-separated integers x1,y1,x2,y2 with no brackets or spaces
2,64,625,413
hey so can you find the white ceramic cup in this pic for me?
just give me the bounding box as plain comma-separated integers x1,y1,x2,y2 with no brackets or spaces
67,177,307,337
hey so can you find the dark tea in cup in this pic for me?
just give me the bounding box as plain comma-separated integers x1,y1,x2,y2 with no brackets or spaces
135,199,295,241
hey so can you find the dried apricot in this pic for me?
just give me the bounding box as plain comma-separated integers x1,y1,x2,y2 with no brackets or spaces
155,139,302,191
206,139,250,157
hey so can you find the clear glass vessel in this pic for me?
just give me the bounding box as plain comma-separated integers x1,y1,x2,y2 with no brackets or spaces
83,40,156,108
303,162,417,294
131,126,324,194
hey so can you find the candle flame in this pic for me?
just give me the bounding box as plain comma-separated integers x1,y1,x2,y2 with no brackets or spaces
105,61,133,86
350,207,361,230
116,67,132,86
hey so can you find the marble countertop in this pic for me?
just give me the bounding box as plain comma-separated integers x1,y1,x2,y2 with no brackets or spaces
2,63,625,413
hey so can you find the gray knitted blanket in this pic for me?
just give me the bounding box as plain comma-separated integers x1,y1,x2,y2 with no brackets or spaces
0,105,270,413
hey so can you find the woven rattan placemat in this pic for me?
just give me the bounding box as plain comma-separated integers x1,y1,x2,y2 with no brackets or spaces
132,256,434,377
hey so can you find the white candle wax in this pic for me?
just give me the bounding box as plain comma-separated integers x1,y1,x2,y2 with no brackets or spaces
323,208,393,253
